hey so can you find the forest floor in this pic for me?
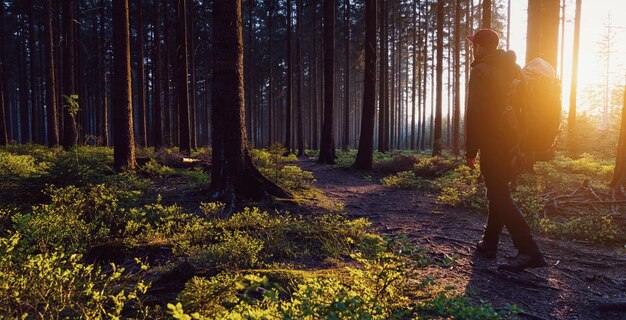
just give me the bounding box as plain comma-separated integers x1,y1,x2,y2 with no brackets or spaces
298,159,626,320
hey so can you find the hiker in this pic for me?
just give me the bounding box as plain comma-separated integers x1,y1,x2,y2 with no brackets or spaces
465,29,547,272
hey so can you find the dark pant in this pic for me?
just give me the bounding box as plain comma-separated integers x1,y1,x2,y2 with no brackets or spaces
480,149,541,255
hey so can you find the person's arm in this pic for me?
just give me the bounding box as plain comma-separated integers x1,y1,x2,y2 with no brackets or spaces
465,66,489,162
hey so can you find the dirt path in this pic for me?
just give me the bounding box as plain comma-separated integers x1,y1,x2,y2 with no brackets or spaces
300,159,626,320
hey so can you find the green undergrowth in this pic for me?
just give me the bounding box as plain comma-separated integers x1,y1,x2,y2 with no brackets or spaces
377,151,624,244
0,145,517,319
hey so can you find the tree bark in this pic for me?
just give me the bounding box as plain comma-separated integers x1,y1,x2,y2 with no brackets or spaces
112,0,136,170
44,0,59,147
610,84,626,192
285,0,293,152
433,0,444,156
62,0,78,149
453,0,461,156
210,0,290,202
99,0,109,146
343,0,350,151
318,0,336,164
526,0,560,67
28,0,39,144
482,0,491,28
0,2,6,146
378,0,389,153
177,0,191,154
153,0,164,150
353,0,377,170
296,0,305,156
568,0,582,151
136,1,147,147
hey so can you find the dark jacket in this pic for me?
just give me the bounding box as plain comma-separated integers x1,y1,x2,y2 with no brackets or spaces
466,49,521,161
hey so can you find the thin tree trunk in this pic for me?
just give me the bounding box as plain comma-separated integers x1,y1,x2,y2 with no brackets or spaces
433,0,444,156
343,0,350,151
136,2,147,147
177,0,191,154
268,1,274,145
285,0,293,152
100,0,109,146
153,0,164,150
112,0,136,170
188,0,197,150
568,0,581,151
353,0,376,169
453,0,461,156
0,2,7,146
62,0,78,149
28,0,39,144
319,0,336,164
44,0,59,147
296,0,305,156
163,0,171,146
411,0,417,150
610,83,626,191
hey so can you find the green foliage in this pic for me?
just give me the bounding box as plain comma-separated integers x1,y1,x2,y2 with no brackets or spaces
418,294,520,320
13,184,135,254
0,233,150,319
433,165,485,209
250,145,316,192
182,167,212,188
63,94,80,117
140,159,176,178
381,171,427,190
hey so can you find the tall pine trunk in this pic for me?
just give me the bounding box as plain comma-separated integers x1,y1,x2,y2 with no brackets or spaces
452,0,461,156
112,0,136,170
44,0,59,147
0,2,6,146
210,0,290,203
482,0,491,28
153,0,164,150
285,0,293,152
296,0,305,156
136,2,147,147
28,0,39,144
62,0,78,149
568,0,582,151
433,0,444,156
177,0,192,154
343,0,350,151
99,0,109,146
318,0,336,164
353,0,377,170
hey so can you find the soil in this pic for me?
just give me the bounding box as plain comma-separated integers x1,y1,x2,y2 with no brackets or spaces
299,159,626,320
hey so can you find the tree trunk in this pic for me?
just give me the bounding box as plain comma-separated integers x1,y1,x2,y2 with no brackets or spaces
610,84,626,192
343,0,350,151
411,0,417,150
62,0,78,149
136,2,147,147
19,24,30,143
0,2,6,146
568,0,581,151
378,0,388,153
44,0,59,147
210,0,290,203
177,0,191,154
453,0,461,156
433,0,444,156
188,0,197,150
353,0,376,170
153,0,164,150
482,0,491,28
100,0,109,146
318,0,336,164
268,1,274,145
28,0,39,144
296,0,305,156
112,0,136,170
526,0,560,67
285,0,293,152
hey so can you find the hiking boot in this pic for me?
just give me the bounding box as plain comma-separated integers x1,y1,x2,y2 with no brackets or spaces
498,253,547,272
475,240,497,259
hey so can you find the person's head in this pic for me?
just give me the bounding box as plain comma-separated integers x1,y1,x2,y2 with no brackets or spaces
466,29,500,56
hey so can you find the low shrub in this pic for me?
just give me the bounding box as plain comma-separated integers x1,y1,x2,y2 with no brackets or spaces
381,171,427,190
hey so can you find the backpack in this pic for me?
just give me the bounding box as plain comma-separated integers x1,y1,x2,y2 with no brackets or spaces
505,58,562,171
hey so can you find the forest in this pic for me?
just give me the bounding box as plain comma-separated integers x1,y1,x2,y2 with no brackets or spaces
0,0,625,319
